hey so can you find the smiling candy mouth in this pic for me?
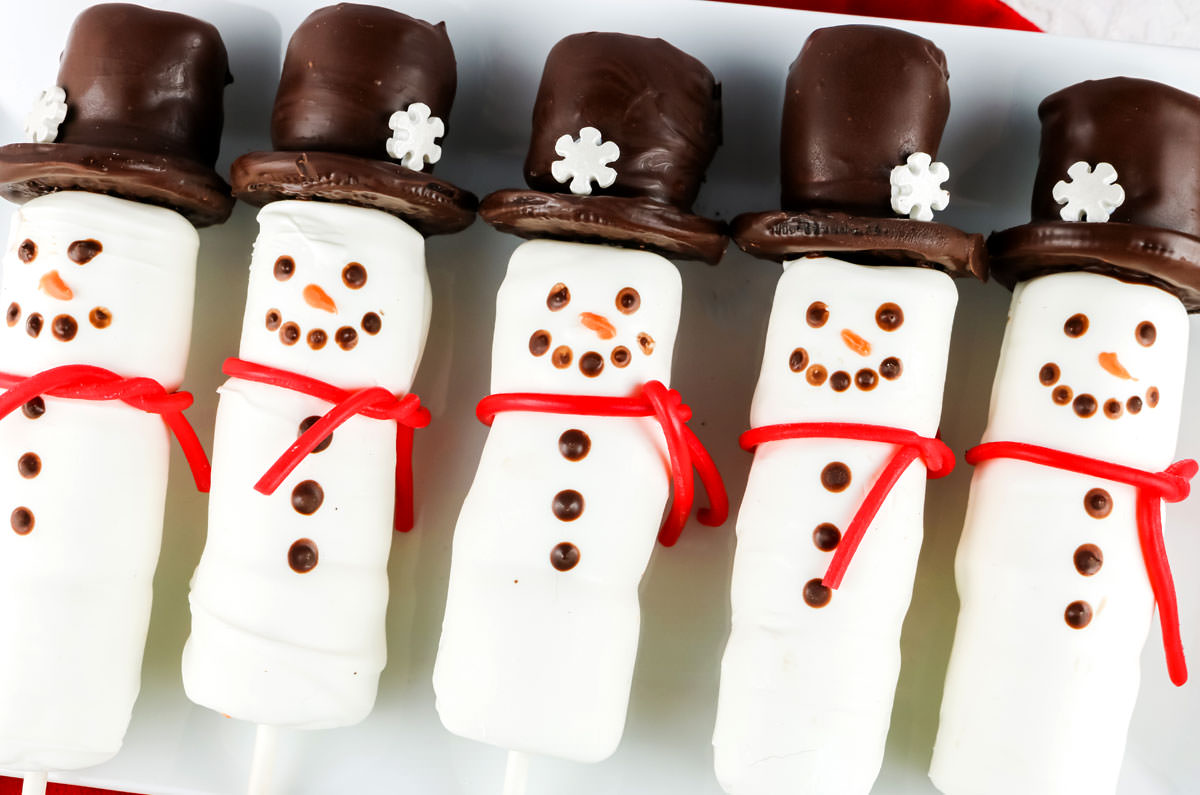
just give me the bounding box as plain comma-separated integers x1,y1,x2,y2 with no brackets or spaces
1039,363,1158,419
7,301,111,341
265,308,381,351
792,350,902,393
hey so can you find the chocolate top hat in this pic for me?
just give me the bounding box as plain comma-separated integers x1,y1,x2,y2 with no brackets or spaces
732,25,985,278
478,32,728,264
989,77,1200,310
0,3,234,227
231,4,476,237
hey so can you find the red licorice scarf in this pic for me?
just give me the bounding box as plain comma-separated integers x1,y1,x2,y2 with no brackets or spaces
222,358,430,532
739,422,955,588
0,364,211,491
968,441,1197,686
476,380,729,546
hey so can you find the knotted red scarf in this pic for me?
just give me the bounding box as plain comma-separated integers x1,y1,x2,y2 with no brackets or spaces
968,441,1197,687
739,422,955,589
222,358,431,532
0,365,211,491
476,380,728,546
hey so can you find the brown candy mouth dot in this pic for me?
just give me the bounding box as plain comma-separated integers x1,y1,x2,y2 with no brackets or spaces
550,541,580,571
547,282,570,311
265,309,281,331
875,302,904,331
813,523,841,551
26,313,43,338
291,480,324,515
21,397,45,419
1074,544,1103,576
1147,387,1160,408
820,462,851,492
1065,600,1093,629
579,351,604,378
279,322,300,345
637,332,655,355
274,255,295,281
89,307,112,329
529,330,551,356
803,578,832,608
51,314,77,341
611,346,630,367
1127,395,1143,414
830,371,851,392
17,239,36,263
789,348,809,373
67,238,102,264
335,326,358,351
558,429,591,461
288,538,318,573
362,312,382,335
552,489,584,521
17,452,41,479
10,507,33,535
1103,398,1123,419
1052,385,1073,405
552,345,573,368
806,364,828,386
298,416,333,453
1084,488,1112,518
806,301,829,328
307,328,327,350
1039,363,1060,386
6,302,19,327
855,368,877,391
879,357,902,380
1073,393,1097,417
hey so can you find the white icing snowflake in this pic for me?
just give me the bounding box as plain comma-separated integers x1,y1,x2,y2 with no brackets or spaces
550,127,620,195
889,152,950,222
386,102,444,170
24,86,68,144
1052,161,1125,223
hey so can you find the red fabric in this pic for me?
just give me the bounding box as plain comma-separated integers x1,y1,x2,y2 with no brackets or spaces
0,781,130,795
477,381,729,546
0,366,211,492
715,0,1041,31
222,358,431,533
967,441,1197,687
739,422,954,588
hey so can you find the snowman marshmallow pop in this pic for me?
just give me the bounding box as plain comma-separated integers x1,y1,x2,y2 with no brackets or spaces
180,6,476,794
0,5,231,793
711,25,986,795
431,32,730,793
930,77,1200,795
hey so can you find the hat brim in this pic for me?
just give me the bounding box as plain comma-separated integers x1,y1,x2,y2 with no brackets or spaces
231,150,477,237
0,142,234,228
478,190,728,265
988,221,1200,312
731,209,986,279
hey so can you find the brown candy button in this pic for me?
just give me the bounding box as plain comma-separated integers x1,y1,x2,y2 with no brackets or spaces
1065,600,1093,629
552,346,573,368
813,523,841,551
291,480,325,515
1074,544,1103,576
1147,387,1160,408
637,332,655,355
1084,488,1112,518
1039,363,1060,386
611,346,630,367
879,357,902,380
789,348,808,372
1127,396,1143,414
1103,398,1123,419
52,314,78,341
89,307,112,329
6,302,18,327
280,322,300,345
288,538,318,573
10,507,33,535
17,452,40,479
550,541,580,571
830,371,851,392
26,313,42,338
21,397,45,419
806,364,828,386
1073,394,1097,418
803,578,832,608
529,330,551,356
855,369,877,391
820,462,851,493
558,429,590,461
335,326,358,351
265,309,281,331
362,312,382,335
1052,385,1073,405
307,329,327,350
298,416,333,453
552,489,584,521
579,351,604,377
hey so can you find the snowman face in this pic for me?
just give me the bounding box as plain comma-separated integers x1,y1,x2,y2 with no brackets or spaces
237,201,431,393
749,256,958,435
0,191,198,386
986,271,1188,468
491,239,681,396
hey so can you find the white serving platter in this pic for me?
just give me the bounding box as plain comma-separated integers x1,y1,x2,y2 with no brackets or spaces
3,1,1200,793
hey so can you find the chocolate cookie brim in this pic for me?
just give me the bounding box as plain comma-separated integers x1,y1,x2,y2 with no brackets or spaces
989,221,1200,312
232,150,477,237
732,209,986,279
479,190,729,265
0,142,234,228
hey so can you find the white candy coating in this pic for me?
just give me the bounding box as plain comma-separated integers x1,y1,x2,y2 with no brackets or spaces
931,272,1189,795
433,239,680,762
713,257,958,795
0,191,198,771
184,201,431,729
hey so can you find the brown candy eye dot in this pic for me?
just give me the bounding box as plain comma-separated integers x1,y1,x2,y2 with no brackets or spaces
1147,387,1160,407
274,255,295,281
616,287,640,314
1039,363,1060,386
579,351,604,377
820,462,851,492
1103,399,1123,419
89,307,112,329
68,239,102,264
1084,488,1112,518
265,309,281,331
342,262,367,289
547,282,570,311
288,539,318,573
529,330,551,356
307,329,328,350
552,346,572,368
803,578,832,608
336,326,358,351
1064,313,1088,337
291,480,325,515
6,303,19,327
813,523,841,551
1052,385,1073,405
875,302,904,331
830,371,851,392
611,346,631,367
280,322,300,345
550,542,580,572
637,332,655,355
789,348,808,373
806,301,829,328
1136,321,1156,347
17,239,36,263
806,364,828,386
855,369,878,391
362,312,382,335
51,314,77,342
1073,394,1097,418
26,313,42,338
298,416,333,453
11,507,33,535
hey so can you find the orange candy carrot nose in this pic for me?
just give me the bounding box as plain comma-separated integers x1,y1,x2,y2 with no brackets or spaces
38,270,73,301
1098,351,1135,380
841,328,871,357
580,311,617,340
303,284,337,313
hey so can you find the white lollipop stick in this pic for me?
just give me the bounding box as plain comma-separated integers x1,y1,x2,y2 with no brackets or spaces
502,750,529,795
247,724,279,795
21,772,47,795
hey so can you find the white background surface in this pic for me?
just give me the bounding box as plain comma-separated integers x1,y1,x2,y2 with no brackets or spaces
2,1,1200,793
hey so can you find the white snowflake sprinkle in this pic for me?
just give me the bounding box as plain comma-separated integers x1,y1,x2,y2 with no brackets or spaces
550,127,619,196
889,152,950,222
24,86,68,144
386,102,444,170
1052,161,1125,223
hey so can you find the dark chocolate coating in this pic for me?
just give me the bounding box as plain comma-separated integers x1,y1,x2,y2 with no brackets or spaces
271,4,456,169
524,32,721,211
781,25,949,216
